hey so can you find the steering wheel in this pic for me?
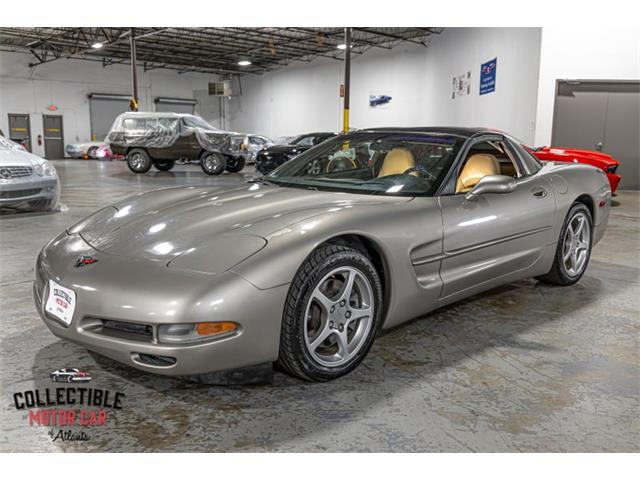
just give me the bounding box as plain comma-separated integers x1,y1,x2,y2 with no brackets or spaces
402,167,436,182
326,156,357,173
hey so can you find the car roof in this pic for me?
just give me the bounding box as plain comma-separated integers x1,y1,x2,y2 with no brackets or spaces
116,112,198,119
357,126,502,137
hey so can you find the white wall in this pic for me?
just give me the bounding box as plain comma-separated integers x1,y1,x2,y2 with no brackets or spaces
0,52,220,156
534,27,640,146
227,28,542,144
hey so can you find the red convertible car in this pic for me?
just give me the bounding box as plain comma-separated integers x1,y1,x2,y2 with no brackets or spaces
529,146,621,193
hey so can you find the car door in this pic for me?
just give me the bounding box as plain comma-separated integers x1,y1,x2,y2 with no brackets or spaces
438,135,556,300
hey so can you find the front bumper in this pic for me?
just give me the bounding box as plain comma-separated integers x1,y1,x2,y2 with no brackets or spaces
34,233,288,376
0,176,58,207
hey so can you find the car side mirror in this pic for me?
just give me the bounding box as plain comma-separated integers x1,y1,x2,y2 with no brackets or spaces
465,175,517,201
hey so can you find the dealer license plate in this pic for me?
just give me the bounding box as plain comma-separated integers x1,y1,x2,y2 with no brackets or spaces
45,280,76,325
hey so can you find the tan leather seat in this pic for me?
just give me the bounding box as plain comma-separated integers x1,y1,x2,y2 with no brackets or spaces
377,148,415,178
455,153,500,193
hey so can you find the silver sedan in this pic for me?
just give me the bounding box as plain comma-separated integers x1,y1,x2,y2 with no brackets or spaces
34,128,611,381
1,136,59,212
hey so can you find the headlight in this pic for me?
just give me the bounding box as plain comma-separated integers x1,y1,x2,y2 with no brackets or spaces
34,161,56,177
157,322,238,344
42,161,56,176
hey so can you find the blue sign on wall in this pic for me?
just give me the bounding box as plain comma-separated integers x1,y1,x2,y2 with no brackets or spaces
480,58,497,95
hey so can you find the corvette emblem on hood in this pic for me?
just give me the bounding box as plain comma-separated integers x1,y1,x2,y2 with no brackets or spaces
75,256,98,268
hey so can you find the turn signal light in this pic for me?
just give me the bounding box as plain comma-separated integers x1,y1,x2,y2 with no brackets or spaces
196,321,238,336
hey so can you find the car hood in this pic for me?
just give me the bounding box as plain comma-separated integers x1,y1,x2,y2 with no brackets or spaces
533,146,618,168
78,183,409,262
262,145,309,155
0,146,44,166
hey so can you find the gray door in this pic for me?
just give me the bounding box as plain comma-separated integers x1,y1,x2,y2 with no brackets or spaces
43,115,64,159
89,96,130,141
552,81,640,190
8,114,31,152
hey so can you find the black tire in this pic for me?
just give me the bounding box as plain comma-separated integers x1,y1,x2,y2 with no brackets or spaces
86,146,98,158
200,152,226,175
154,160,175,171
67,376,73,383
276,244,383,382
225,156,246,173
537,202,593,286
126,148,152,174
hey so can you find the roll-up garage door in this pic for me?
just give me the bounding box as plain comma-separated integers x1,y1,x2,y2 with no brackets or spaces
154,97,197,114
89,93,131,141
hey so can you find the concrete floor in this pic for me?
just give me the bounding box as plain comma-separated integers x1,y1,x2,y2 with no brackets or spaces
0,159,638,452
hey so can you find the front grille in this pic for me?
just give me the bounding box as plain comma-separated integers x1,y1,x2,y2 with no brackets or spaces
0,188,42,199
0,166,34,178
100,319,154,341
135,353,176,367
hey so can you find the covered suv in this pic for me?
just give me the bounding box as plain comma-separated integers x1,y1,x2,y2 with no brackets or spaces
107,112,247,175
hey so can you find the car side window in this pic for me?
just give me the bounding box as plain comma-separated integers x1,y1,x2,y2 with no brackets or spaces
250,136,266,145
296,136,315,147
454,140,521,194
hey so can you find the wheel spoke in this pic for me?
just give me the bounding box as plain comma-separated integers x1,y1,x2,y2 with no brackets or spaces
335,331,350,359
349,305,372,323
574,217,585,238
338,270,356,302
310,324,333,351
311,287,333,313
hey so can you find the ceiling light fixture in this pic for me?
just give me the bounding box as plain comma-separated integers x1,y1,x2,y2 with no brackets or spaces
237,60,252,66
91,42,104,49
336,44,347,50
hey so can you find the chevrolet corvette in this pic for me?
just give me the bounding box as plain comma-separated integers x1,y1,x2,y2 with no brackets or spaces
34,127,611,381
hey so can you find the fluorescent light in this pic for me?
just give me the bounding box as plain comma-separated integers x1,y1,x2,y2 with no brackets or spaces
337,43,347,50
91,42,104,49
237,60,252,66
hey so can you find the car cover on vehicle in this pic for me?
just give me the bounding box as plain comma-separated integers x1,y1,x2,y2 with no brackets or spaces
105,112,243,154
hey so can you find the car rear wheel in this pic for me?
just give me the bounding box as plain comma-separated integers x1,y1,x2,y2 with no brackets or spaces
537,202,593,285
225,156,246,173
154,161,175,171
277,244,383,381
200,152,226,175
86,146,98,159
126,148,152,174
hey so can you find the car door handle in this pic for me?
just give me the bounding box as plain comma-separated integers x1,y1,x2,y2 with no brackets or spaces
531,186,548,198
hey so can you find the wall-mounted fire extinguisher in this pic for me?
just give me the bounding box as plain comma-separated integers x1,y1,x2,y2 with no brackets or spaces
37,134,43,146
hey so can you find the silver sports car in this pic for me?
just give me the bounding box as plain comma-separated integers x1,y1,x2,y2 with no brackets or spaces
34,128,611,381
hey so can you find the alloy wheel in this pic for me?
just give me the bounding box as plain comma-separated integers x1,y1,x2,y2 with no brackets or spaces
562,211,591,277
304,266,374,367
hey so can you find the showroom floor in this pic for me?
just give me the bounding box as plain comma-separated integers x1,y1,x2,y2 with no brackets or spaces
1,160,638,452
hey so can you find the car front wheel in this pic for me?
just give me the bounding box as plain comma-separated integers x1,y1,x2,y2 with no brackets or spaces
126,148,152,174
200,152,226,175
276,244,383,381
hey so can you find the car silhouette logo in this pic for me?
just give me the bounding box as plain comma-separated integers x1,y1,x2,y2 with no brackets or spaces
0,168,11,179
75,256,98,268
50,368,92,383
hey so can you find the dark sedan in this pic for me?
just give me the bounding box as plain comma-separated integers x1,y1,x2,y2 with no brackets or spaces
255,132,337,174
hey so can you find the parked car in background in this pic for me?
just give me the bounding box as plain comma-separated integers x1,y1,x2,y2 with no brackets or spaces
66,141,105,159
107,112,248,175
528,146,621,193
237,134,274,163
0,136,59,212
255,131,337,174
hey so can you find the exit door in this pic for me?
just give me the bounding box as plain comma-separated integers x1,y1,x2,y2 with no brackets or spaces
8,114,32,152
43,115,64,159
552,81,640,190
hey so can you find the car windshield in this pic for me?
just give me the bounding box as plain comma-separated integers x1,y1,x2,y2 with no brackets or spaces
182,115,216,130
292,134,331,146
267,132,465,196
